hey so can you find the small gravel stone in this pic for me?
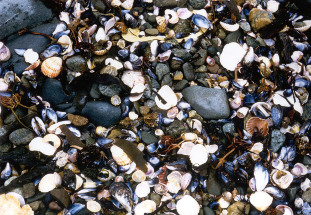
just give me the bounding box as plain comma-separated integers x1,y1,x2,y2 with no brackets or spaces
156,63,170,80
303,189,311,203
172,49,192,61
22,183,36,198
145,28,159,35
141,131,158,145
189,0,206,9
249,8,274,32
174,80,189,91
50,188,71,208
98,84,122,97
66,55,88,72
270,129,286,152
206,170,221,195
223,123,236,134
203,206,215,215
183,62,195,81
9,128,35,145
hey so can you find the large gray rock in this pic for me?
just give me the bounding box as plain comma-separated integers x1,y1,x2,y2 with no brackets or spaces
0,0,53,39
154,0,187,7
182,86,230,119
3,18,58,75
81,101,121,127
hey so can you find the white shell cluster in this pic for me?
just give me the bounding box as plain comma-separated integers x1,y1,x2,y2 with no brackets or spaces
28,134,61,156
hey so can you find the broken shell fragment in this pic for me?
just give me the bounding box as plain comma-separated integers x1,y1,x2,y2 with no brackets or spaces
38,172,62,192
270,169,293,189
24,49,39,64
135,181,150,198
155,85,178,110
110,145,132,166
220,22,239,32
86,200,101,212
29,137,57,156
0,42,11,62
189,144,208,167
134,200,156,215
249,191,273,211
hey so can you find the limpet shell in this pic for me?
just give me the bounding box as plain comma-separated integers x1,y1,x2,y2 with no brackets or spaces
246,117,269,137
176,195,200,215
38,172,62,193
86,200,101,212
110,145,132,166
41,57,62,78
155,85,178,110
249,191,273,211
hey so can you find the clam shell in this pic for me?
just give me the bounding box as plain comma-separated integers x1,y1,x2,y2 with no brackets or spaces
154,183,168,195
270,169,293,189
249,191,273,211
167,181,181,194
267,0,280,13
181,173,192,190
291,163,308,177
189,144,208,167
0,42,11,62
110,145,132,166
134,200,156,215
135,181,150,198
132,170,146,182
121,70,145,88
176,195,200,215
95,27,108,42
155,85,178,110
29,137,57,156
24,49,39,64
177,142,195,155
220,42,246,71
181,132,197,141
276,205,294,215
254,162,269,191
164,9,179,24
192,14,213,29
246,117,269,137
38,172,62,192
129,83,145,102
86,200,101,212
41,57,62,78
167,171,182,184
220,22,239,32
177,8,193,19
57,35,72,55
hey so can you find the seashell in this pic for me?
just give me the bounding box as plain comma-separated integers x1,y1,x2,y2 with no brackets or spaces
121,0,134,10
41,57,62,78
189,144,209,167
95,27,108,42
177,8,193,19
24,49,39,64
86,200,101,212
0,78,9,92
188,119,202,133
246,117,269,137
0,42,11,62
192,14,213,29
276,205,294,215
129,83,145,102
132,170,146,182
237,107,249,118
0,193,33,215
220,42,246,71
249,191,273,211
291,163,308,177
121,70,145,88
105,58,123,70
206,56,215,66
164,9,179,24
125,13,138,28
301,178,311,191
134,200,156,215
294,20,311,32
176,195,200,215
220,22,239,32
109,182,133,212
205,144,218,153
218,197,230,209
111,95,122,106
250,142,263,161
155,85,177,110
111,0,121,7
167,181,181,193
53,21,67,36
47,120,71,134
57,35,73,55
29,137,57,156
250,102,271,118
40,44,62,60
110,145,132,166
181,173,192,190
98,168,115,182
270,169,293,189
263,186,285,200
177,142,195,155
38,172,62,192
43,134,61,149
244,47,256,65
1,162,11,180
135,181,150,198
254,162,269,191
94,41,112,55
181,132,197,141
156,16,167,34
117,39,126,49
158,50,172,62
59,11,70,24
295,198,304,209
230,96,242,109
154,183,168,195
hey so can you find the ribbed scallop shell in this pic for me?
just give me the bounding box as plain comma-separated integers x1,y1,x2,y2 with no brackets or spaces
246,117,269,137
110,145,132,166
41,57,62,78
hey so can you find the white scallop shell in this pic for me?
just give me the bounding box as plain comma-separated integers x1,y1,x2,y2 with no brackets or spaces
135,181,150,198
0,78,9,92
38,172,62,192
155,85,178,110
189,144,208,167
176,195,200,215
134,200,156,215
220,42,246,71
220,22,239,32
250,191,273,211
24,49,39,64
86,200,101,212
29,137,57,156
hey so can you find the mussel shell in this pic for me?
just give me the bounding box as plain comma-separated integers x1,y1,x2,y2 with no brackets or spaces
125,13,138,28
40,44,63,60
118,49,130,60
192,14,213,29
271,105,283,127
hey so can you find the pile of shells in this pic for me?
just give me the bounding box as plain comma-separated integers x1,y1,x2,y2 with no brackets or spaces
1,0,311,214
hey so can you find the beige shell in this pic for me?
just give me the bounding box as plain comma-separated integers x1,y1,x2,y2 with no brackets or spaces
249,191,273,211
41,57,62,78
155,85,177,110
135,181,150,198
176,195,200,215
38,172,62,193
189,144,209,167
250,142,263,161
167,181,181,194
129,83,145,102
0,194,34,215
86,200,101,213
110,145,132,166
164,9,179,24
43,134,61,149
121,70,145,88
29,137,57,156
57,35,73,55
270,169,293,189
220,22,240,32
237,107,249,118
132,170,146,182
0,42,11,62
134,200,156,215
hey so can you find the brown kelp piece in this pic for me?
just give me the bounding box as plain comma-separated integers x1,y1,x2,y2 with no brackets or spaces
59,125,85,148
113,139,148,172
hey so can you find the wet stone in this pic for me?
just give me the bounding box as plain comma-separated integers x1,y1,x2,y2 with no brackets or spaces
303,155,311,165
161,73,173,86
141,131,158,145
98,84,122,97
22,183,36,198
227,201,250,215
223,123,236,134
172,49,192,61
166,120,189,138
182,86,230,119
189,0,206,9
66,55,88,72
173,19,192,36
287,186,299,202
203,206,215,215
206,170,221,195
224,30,242,44
29,201,42,211
174,80,189,91
302,99,311,121
303,189,311,203
145,28,159,36
4,108,26,125
249,8,274,32
154,0,187,7
9,128,35,145
270,129,286,152
156,63,170,80
90,83,101,99
41,78,75,106
193,49,207,66
81,101,121,127
183,62,195,81
50,188,70,208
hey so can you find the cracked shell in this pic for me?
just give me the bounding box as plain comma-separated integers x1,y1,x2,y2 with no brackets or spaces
110,145,132,166
41,57,62,78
